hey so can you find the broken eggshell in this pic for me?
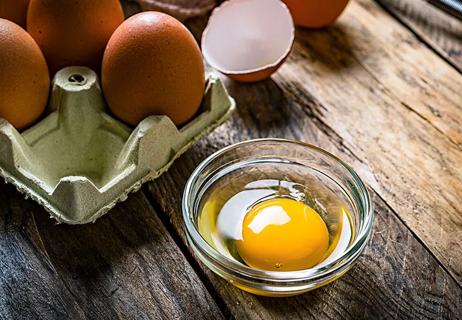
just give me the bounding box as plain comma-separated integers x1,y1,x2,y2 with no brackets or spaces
201,0,294,82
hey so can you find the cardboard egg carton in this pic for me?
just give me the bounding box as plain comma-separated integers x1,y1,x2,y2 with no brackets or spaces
0,67,235,224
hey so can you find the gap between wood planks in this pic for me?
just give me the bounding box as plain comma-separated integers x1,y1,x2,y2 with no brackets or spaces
276,63,462,284
128,0,462,311
373,190,461,289
374,0,462,74
279,0,462,284
143,120,462,318
277,71,461,288
276,78,462,289
141,185,234,318
0,181,227,319
143,183,462,318
275,40,461,283
143,0,462,294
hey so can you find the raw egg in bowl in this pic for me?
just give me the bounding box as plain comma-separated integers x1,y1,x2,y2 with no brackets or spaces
183,139,374,296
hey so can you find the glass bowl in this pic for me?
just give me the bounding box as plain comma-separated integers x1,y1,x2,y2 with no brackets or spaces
182,138,374,297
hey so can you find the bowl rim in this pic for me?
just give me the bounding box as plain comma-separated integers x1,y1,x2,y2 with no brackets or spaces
182,138,374,283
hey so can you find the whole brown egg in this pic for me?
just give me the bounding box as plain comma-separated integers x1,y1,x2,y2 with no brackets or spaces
102,12,205,126
0,0,30,27
283,0,349,28
27,0,124,75
0,18,49,130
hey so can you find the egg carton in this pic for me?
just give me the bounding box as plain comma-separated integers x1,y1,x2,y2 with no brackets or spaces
0,66,235,224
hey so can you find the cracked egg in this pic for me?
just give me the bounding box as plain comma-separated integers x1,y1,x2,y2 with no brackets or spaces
201,0,294,82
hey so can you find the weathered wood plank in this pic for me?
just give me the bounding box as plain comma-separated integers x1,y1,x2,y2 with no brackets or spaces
376,0,462,72
157,0,462,285
3,1,453,319
146,76,462,319
0,181,223,320
144,0,462,316
275,0,462,283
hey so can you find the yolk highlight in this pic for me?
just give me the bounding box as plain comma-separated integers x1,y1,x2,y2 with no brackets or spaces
236,198,329,271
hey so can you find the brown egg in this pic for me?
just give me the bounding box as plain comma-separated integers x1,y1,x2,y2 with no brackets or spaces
0,18,49,130
283,0,349,28
27,0,124,75
0,0,29,27
102,12,205,126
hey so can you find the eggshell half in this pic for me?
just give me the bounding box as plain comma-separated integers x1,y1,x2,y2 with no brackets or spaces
201,0,294,82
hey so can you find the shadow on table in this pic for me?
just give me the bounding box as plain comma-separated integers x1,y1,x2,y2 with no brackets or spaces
219,76,294,138
293,23,360,73
0,181,164,318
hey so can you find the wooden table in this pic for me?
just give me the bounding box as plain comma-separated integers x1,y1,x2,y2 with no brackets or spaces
1,0,461,319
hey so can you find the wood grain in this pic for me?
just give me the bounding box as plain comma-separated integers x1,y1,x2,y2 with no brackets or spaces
143,0,462,317
153,0,462,285
0,0,459,319
146,76,462,319
0,181,223,320
376,0,462,72
275,0,462,283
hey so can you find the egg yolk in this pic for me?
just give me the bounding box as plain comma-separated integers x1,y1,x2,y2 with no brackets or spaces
236,198,329,271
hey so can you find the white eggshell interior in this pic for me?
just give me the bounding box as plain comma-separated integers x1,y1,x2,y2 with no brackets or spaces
202,0,294,73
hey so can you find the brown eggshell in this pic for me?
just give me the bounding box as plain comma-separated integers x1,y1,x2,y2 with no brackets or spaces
283,0,350,28
0,18,49,130
102,12,205,126
201,0,294,83
27,0,124,75
224,58,289,83
0,0,29,27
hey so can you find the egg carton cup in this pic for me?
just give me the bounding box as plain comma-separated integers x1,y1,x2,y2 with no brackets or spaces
0,67,235,224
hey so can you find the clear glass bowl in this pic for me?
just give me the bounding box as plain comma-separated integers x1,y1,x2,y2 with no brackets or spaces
182,139,374,297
